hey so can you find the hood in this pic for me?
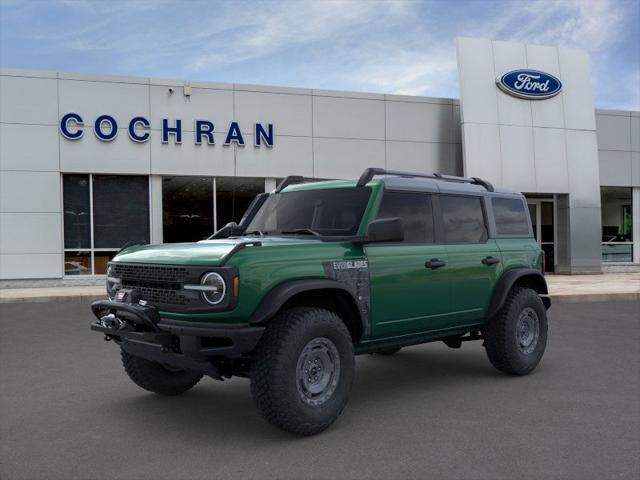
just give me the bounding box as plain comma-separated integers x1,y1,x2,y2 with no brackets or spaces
113,236,323,266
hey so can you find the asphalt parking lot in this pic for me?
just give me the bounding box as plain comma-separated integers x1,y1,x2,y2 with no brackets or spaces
1,300,638,480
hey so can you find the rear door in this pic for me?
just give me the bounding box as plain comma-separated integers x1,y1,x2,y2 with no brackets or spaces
366,191,451,338
439,194,502,326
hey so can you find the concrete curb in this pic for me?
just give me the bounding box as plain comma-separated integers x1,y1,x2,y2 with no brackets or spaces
1,292,638,305
549,292,639,304
0,294,106,304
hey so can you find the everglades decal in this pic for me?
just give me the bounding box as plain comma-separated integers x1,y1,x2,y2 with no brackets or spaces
323,259,371,336
496,69,562,100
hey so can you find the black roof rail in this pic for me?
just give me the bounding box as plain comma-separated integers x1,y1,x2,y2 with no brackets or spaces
356,168,494,192
275,176,304,193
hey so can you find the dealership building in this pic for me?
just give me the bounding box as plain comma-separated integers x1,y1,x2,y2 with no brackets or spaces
0,37,639,284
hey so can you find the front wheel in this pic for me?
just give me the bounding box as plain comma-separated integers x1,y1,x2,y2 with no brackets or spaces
250,307,355,435
484,287,548,375
121,350,203,395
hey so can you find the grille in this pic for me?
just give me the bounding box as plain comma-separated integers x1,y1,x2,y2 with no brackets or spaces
112,264,191,306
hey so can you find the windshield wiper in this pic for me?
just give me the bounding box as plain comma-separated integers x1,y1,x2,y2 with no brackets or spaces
280,228,322,237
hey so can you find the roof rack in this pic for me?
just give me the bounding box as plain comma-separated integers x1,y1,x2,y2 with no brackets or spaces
356,168,494,192
275,176,305,193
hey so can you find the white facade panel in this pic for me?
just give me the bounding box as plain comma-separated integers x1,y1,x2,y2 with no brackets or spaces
499,125,536,192
313,138,385,179
235,91,312,137
565,129,601,207
385,101,453,143
149,86,234,132
0,212,62,254
492,40,531,127
558,48,597,131
533,127,569,193
313,96,385,140
0,75,58,125
0,253,63,279
632,151,640,186
236,136,313,178
60,129,151,174
525,44,565,129
631,116,639,152
0,171,60,212
385,141,456,175
461,123,502,184
596,114,632,151
0,124,59,171
150,133,234,176
599,150,633,186
59,79,150,126
455,37,498,124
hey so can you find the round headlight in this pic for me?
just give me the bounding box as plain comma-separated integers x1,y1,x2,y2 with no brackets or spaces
106,265,121,299
200,272,226,305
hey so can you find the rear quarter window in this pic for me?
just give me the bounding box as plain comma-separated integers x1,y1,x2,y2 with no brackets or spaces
492,197,530,235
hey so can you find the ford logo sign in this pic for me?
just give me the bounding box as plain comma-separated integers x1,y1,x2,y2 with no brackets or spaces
496,69,562,100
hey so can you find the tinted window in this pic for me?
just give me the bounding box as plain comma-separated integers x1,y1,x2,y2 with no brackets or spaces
93,175,150,248
376,192,434,243
246,187,371,236
492,197,530,235
441,195,487,243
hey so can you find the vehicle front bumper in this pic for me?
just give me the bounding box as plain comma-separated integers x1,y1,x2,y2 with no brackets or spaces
90,300,264,378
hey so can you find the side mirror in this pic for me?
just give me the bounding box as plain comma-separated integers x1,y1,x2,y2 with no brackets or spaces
211,222,239,239
365,217,404,243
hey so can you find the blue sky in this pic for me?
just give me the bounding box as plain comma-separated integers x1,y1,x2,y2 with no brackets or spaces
1,0,638,109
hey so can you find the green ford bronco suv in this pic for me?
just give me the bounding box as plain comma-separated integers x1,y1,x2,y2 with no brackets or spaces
91,168,550,435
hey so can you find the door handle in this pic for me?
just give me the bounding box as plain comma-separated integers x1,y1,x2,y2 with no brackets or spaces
482,256,500,266
425,258,446,269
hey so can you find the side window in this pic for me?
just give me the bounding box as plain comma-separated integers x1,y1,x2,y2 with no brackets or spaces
492,197,530,235
376,191,434,243
440,195,487,243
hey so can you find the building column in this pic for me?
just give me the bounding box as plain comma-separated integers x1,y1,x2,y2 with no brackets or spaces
150,175,163,244
265,178,277,193
555,194,603,274
633,187,640,264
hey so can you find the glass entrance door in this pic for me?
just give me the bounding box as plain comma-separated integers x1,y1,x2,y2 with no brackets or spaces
527,199,555,272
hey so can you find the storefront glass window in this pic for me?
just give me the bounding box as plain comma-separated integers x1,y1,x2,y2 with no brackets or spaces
601,187,633,262
63,175,91,250
216,177,265,230
93,175,149,248
162,177,214,243
62,174,150,275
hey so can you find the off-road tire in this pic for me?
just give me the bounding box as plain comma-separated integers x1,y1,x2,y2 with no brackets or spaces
250,307,355,436
121,350,203,395
373,347,402,355
484,287,548,375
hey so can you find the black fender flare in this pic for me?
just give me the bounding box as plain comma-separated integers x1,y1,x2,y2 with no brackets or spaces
248,278,367,336
487,269,551,320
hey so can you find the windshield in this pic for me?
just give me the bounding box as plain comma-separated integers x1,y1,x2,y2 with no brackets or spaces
245,187,371,237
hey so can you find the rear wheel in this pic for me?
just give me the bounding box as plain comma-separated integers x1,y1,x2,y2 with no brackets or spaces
484,287,548,375
250,307,355,435
121,350,203,396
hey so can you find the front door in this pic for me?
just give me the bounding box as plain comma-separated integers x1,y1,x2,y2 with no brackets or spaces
366,191,451,339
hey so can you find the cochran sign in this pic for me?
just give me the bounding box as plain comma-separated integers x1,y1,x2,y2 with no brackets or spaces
496,69,562,100
59,113,274,147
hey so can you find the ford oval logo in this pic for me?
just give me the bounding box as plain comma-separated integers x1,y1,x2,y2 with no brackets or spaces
496,69,562,100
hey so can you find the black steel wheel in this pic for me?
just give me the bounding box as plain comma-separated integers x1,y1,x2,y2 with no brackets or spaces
250,307,355,435
484,287,548,375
